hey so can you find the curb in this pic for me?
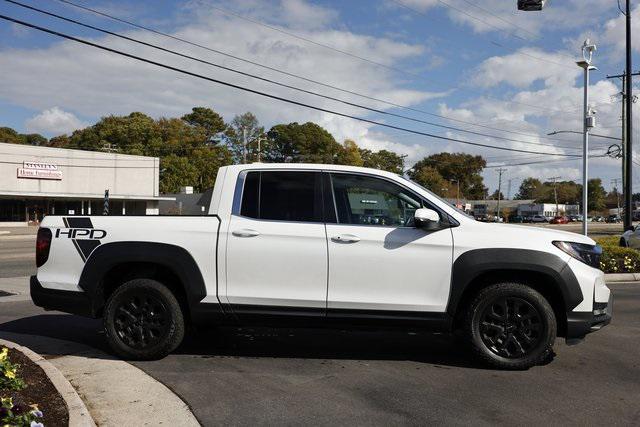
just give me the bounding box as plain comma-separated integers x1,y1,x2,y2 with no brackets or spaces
604,273,640,282
0,338,95,427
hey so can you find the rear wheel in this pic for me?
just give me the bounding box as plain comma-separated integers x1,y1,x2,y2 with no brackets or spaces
104,279,185,360
465,283,556,370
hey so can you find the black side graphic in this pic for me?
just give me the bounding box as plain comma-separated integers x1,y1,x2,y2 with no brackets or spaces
63,217,102,262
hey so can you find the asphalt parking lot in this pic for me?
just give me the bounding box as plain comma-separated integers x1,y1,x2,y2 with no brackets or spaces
1,229,639,425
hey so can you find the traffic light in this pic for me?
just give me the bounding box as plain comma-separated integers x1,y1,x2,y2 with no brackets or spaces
517,0,546,11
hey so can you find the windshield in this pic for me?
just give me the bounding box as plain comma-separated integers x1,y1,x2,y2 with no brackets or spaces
398,175,475,220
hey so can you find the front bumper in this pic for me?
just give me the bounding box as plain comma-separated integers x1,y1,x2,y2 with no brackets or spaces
30,275,95,317
566,292,613,339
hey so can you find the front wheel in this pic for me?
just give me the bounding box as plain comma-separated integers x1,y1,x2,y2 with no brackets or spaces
465,283,556,370
104,279,185,360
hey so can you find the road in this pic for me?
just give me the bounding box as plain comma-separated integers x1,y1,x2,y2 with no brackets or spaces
1,230,639,425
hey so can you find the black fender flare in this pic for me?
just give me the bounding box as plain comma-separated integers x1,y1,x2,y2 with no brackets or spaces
78,241,207,316
446,248,583,317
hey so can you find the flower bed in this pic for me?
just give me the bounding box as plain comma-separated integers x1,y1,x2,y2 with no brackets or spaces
1,347,68,426
595,237,640,273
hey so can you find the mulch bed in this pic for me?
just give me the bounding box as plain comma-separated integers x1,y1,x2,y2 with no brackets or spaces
1,348,69,426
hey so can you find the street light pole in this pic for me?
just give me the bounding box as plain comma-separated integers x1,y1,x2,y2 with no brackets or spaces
577,39,597,236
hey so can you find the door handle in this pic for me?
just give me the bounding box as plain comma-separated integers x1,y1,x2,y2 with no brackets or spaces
331,234,360,243
232,229,260,238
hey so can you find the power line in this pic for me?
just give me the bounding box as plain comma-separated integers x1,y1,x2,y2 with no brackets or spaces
390,0,575,70
50,0,582,144
8,1,583,152
457,0,538,39
0,13,582,159
179,1,578,113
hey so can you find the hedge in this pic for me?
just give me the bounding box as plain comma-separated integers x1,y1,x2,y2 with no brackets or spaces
595,237,640,273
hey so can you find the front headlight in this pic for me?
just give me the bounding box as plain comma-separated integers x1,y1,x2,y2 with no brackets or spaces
553,241,602,268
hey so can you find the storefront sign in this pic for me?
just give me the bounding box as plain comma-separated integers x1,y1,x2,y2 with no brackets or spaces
17,161,62,180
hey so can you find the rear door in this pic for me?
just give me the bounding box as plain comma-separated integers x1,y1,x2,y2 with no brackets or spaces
325,172,453,314
225,170,328,314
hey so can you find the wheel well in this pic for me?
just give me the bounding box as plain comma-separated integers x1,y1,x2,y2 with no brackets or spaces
453,270,567,337
98,262,189,318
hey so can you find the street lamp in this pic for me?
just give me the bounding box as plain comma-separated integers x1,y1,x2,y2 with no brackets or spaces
577,39,597,236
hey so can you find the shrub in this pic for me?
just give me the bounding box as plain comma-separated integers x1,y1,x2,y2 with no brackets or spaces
599,245,640,273
594,236,621,248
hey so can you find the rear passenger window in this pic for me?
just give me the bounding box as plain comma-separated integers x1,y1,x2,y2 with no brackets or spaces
239,171,323,222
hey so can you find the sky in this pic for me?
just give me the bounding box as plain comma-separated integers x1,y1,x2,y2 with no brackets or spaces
0,0,639,196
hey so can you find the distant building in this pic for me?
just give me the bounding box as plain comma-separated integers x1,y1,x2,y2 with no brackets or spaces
159,186,211,215
0,142,173,225
517,203,579,218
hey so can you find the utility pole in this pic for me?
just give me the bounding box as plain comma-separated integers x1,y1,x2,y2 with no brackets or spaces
548,176,561,215
242,127,247,164
451,179,460,207
507,179,512,201
625,0,633,230
612,178,622,217
496,168,507,221
607,70,639,224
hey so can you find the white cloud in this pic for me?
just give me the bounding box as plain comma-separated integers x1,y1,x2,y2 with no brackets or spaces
474,48,579,89
0,0,439,154
24,107,87,135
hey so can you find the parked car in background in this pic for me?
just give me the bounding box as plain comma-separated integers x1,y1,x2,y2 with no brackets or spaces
510,215,524,223
475,214,488,222
621,225,640,248
550,216,569,224
531,215,548,223
522,216,533,223
606,215,622,223
591,216,605,222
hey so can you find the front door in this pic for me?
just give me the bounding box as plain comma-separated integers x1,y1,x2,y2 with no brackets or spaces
325,172,454,314
225,170,328,313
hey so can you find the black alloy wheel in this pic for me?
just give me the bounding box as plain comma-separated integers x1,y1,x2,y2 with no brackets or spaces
478,296,543,359
113,291,170,350
104,279,185,360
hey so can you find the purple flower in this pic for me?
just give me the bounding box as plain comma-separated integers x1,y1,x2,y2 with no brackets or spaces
11,403,25,414
0,406,8,417
30,422,44,427
32,409,43,418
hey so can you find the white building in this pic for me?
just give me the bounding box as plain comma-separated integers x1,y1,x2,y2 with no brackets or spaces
517,203,580,218
0,142,173,224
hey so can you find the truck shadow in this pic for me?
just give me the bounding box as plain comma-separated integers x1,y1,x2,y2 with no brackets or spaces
0,314,494,369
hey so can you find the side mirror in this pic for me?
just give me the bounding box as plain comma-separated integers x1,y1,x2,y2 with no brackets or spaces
414,208,440,230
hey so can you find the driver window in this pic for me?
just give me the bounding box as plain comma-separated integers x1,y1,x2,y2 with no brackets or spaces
330,173,423,226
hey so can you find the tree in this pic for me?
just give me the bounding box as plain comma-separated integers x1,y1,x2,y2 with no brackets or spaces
336,139,364,166
490,190,504,200
0,127,47,145
226,112,264,163
264,122,342,163
181,107,226,145
515,177,542,200
359,149,405,174
587,178,607,213
411,165,449,197
159,154,200,194
409,153,487,199
189,146,234,192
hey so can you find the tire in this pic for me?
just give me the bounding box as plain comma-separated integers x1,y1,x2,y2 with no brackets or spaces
104,279,185,360
464,282,556,370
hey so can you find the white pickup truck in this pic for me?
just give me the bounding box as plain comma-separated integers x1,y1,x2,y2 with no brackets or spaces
31,163,612,369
